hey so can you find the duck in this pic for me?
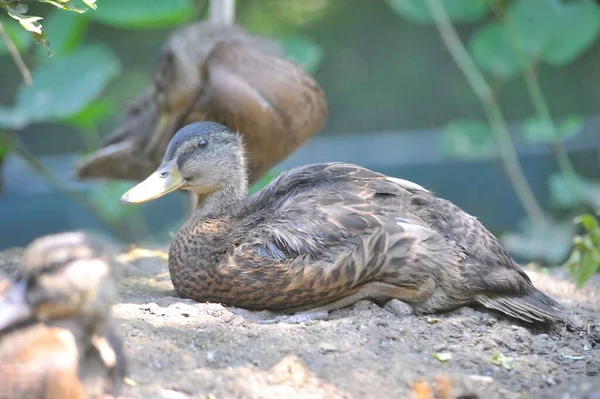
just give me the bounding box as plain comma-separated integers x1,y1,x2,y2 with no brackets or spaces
75,20,328,192
120,122,565,324
0,232,126,399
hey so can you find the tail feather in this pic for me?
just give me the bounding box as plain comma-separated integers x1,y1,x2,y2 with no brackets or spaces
475,289,565,323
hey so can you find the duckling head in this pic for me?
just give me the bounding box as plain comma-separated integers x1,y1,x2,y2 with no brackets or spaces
121,122,247,204
0,232,121,332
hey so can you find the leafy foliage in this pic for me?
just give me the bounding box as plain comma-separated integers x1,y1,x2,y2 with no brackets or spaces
386,0,498,24
390,0,600,271
548,173,600,210
521,116,582,144
469,22,530,80
470,0,600,81
0,132,8,161
566,211,600,288
88,181,138,223
280,35,323,74
0,16,32,54
440,119,496,160
502,218,575,265
0,44,121,128
249,170,280,195
508,0,600,67
88,0,193,29
39,8,88,56
0,0,97,52
242,0,335,35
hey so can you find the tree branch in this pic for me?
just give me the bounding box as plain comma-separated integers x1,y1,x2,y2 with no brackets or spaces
424,0,545,225
0,20,32,86
209,0,235,25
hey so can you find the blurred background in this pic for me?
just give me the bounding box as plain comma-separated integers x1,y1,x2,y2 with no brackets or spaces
0,0,599,282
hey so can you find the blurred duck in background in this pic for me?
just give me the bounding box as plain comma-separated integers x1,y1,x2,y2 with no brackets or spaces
75,0,328,211
0,232,126,399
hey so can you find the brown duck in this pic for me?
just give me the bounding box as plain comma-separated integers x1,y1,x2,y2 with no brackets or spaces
120,122,565,324
75,21,327,190
0,232,126,399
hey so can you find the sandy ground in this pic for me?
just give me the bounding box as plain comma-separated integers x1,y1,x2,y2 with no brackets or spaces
1,244,599,399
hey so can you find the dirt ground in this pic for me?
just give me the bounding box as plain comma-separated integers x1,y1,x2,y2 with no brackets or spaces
1,244,599,399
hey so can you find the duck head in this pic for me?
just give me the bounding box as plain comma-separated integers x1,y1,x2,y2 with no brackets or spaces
120,122,247,205
0,232,121,331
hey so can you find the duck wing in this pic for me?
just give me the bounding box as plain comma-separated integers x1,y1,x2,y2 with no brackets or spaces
237,163,565,322
408,192,565,322
238,162,431,261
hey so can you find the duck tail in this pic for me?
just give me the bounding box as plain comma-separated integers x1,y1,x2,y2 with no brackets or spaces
475,289,565,323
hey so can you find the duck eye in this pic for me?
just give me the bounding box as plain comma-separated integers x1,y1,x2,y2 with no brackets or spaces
198,139,208,149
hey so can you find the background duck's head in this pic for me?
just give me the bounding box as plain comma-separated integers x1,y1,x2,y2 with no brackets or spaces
120,122,247,205
0,232,121,331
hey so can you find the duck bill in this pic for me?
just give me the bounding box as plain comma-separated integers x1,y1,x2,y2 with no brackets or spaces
0,280,32,331
120,159,186,204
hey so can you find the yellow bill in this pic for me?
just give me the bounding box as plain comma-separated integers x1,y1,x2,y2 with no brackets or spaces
120,159,186,204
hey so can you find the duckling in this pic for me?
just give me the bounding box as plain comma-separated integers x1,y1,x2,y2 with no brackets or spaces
75,21,327,188
120,122,565,324
0,232,126,398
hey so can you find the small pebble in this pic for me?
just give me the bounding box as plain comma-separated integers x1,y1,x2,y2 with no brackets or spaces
205,351,216,362
318,343,338,354
160,390,189,399
384,299,414,317
353,300,375,310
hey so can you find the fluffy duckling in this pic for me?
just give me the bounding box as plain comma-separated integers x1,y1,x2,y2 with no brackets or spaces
0,232,126,398
121,122,564,324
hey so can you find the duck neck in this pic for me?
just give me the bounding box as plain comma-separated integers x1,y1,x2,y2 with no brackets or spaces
193,171,248,218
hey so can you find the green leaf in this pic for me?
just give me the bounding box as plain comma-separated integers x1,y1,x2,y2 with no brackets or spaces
0,132,9,161
82,0,98,10
38,8,88,57
569,247,600,289
548,173,600,210
13,44,121,123
2,2,49,51
243,0,335,36
88,181,137,223
507,0,555,57
249,170,279,195
1,0,96,54
491,350,513,370
562,354,587,360
502,218,575,264
40,0,88,13
387,0,497,24
89,0,193,29
0,17,33,55
62,99,116,130
431,352,452,362
508,0,600,66
0,107,27,129
576,214,599,233
280,35,323,74
557,116,584,140
470,22,531,80
521,116,582,144
440,119,496,160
